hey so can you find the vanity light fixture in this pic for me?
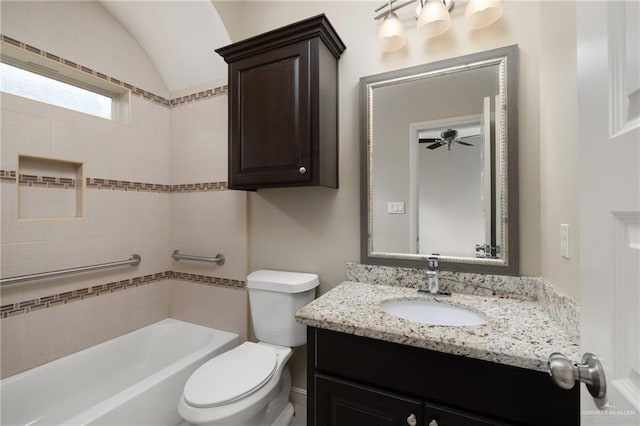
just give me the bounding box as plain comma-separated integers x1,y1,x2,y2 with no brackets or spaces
375,0,503,52
417,0,451,39
377,11,407,51
465,0,504,29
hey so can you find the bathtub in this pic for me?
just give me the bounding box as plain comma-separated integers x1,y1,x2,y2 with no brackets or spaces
1,318,239,426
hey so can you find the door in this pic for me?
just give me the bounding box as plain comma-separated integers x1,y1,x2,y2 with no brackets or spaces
578,1,640,424
409,115,482,255
229,41,312,188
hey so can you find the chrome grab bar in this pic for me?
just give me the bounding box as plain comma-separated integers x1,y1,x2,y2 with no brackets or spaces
0,254,141,287
171,250,225,265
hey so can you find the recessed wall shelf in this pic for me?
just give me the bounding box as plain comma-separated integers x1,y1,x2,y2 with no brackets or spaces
18,155,85,219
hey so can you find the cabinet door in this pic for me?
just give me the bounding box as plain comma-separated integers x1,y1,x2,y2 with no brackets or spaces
316,374,423,426
423,401,509,426
229,41,312,189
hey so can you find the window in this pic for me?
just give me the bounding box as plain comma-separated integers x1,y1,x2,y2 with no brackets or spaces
0,61,113,119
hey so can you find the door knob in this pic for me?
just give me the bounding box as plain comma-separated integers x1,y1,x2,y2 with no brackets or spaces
406,414,417,426
548,352,606,399
299,166,307,174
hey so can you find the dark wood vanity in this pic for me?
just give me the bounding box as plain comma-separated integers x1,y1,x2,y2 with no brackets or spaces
216,15,345,190
307,327,579,426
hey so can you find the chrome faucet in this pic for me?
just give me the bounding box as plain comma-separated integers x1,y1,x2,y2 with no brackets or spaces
426,256,439,293
418,256,451,296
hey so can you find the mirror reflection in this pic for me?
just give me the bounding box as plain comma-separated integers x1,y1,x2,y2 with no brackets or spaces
361,46,518,274
372,64,502,258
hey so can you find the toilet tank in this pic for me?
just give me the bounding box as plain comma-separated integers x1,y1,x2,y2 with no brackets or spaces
247,270,319,347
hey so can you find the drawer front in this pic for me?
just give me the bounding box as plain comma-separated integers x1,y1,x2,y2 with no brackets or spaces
423,401,509,426
316,374,423,426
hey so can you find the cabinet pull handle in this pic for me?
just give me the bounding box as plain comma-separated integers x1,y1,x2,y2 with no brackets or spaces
428,420,439,426
299,166,307,174
406,414,417,426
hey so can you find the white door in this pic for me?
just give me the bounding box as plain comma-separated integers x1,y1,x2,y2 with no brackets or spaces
578,1,640,424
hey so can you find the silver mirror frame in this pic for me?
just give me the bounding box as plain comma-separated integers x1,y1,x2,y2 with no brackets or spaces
360,45,519,275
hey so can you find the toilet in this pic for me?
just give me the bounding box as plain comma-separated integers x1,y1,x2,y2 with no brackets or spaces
178,270,319,426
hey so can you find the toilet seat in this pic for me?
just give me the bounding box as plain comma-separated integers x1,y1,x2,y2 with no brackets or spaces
183,342,277,408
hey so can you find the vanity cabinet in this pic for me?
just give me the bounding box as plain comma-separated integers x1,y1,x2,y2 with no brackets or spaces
316,374,505,426
216,15,346,190
307,327,579,426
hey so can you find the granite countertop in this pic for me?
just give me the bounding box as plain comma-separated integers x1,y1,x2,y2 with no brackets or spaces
295,281,580,373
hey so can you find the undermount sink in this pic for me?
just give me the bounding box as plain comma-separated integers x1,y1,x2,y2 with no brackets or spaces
380,299,487,326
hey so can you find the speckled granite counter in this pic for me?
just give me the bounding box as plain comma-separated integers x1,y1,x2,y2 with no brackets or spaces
295,281,579,373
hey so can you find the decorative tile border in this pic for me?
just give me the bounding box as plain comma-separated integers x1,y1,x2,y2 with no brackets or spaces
170,182,228,192
170,87,228,106
170,271,245,289
0,271,246,319
18,174,77,189
1,271,170,318
0,171,228,193
87,178,228,192
0,170,17,182
86,177,171,193
1,34,228,108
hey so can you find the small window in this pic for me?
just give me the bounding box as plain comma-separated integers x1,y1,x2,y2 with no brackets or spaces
0,61,113,119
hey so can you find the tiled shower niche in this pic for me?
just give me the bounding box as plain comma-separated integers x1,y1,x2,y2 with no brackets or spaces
18,155,84,219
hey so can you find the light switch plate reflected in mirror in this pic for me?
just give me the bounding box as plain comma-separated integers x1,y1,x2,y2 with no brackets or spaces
387,202,405,214
561,224,570,259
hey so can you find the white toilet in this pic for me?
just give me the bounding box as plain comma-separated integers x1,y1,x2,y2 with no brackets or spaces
178,270,319,426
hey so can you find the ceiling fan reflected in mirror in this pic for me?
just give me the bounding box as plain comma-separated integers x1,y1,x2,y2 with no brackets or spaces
419,128,479,151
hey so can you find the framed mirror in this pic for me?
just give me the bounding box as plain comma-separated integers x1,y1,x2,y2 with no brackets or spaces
360,45,519,275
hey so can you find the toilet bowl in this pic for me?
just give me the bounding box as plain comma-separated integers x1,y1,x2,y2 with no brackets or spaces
178,270,319,426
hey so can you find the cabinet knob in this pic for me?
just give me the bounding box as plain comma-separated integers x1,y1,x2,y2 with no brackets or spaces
299,166,307,174
428,420,439,426
406,414,417,426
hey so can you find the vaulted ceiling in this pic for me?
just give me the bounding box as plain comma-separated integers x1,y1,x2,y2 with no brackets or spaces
99,0,231,93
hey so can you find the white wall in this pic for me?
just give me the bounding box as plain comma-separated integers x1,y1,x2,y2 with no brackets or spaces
539,1,580,301
219,0,547,390
232,0,543,285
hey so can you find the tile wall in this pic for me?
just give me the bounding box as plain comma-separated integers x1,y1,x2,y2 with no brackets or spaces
168,85,248,342
0,32,247,378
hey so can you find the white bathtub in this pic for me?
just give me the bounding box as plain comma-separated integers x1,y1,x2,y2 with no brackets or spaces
1,318,239,426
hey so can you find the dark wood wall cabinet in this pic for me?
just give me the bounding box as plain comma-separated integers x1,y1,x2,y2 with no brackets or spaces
308,327,579,426
216,15,345,190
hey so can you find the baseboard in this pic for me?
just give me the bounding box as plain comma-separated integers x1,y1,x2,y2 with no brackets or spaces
290,386,307,406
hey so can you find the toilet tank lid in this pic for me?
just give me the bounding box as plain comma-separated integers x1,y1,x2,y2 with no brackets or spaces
247,270,319,293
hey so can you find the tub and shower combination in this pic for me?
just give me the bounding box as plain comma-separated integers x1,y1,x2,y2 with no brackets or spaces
1,319,239,426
